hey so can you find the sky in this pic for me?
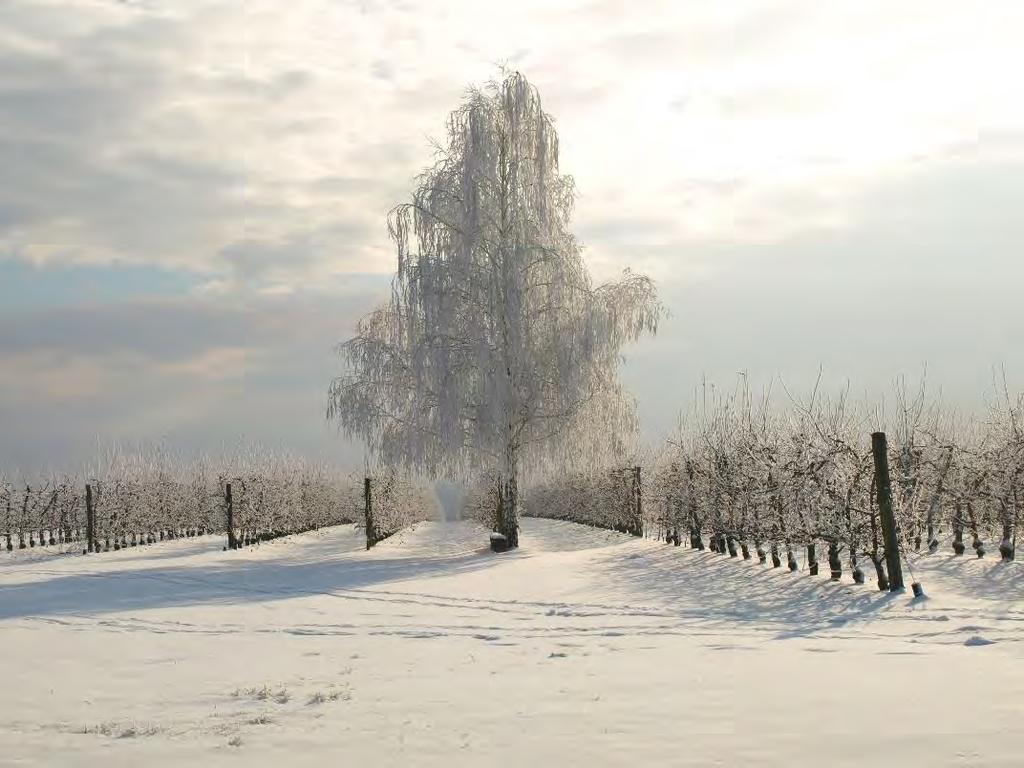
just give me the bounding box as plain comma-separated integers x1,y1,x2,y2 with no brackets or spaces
1,0,1022,469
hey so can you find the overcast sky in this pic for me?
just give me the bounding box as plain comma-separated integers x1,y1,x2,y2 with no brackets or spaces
1,0,1022,469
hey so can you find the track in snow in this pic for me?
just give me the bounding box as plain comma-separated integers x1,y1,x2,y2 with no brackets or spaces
1,519,1022,767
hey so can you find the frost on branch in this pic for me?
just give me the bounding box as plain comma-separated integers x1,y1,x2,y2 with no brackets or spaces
328,72,662,548
520,373,1022,584
0,443,367,555
364,467,441,547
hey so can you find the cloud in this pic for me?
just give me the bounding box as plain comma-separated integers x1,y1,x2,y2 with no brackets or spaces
1,0,1021,295
618,150,1024,441
0,0,423,289
1,0,1023,467
0,288,387,467
0,346,251,404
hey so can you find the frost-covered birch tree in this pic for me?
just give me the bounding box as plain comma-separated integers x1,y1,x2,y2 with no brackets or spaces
328,72,662,548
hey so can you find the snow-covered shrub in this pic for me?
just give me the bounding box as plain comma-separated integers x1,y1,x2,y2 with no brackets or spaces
365,469,438,547
517,374,1021,587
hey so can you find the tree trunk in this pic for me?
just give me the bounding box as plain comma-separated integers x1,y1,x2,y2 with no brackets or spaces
225,483,236,550
364,477,374,550
630,466,643,537
925,448,951,554
871,552,889,591
999,498,1015,562
496,472,519,549
807,542,818,576
828,540,842,581
85,484,95,553
496,443,520,549
966,502,984,557
952,502,965,555
852,554,865,584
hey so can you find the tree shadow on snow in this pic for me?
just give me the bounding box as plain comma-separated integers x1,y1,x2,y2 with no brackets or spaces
906,552,1023,602
588,544,909,640
0,545,502,621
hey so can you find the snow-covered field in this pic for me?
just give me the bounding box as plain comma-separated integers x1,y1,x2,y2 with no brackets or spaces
1,519,1022,767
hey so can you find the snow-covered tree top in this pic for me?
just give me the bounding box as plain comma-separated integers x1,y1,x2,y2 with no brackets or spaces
329,72,662,482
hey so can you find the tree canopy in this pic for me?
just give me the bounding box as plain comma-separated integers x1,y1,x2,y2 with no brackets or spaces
329,72,662,546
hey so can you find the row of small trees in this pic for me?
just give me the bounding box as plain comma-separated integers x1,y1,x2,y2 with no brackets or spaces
364,469,442,548
521,466,644,537
520,377,1022,585
1,446,436,553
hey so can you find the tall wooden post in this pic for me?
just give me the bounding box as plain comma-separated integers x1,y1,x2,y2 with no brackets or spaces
632,466,642,537
871,432,905,591
364,477,374,550
85,483,95,553
225,483,236,550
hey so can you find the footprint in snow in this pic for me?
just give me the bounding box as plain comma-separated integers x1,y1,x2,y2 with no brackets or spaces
964,635,997,647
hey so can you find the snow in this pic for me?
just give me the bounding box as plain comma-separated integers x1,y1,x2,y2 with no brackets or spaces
1,518,1022,766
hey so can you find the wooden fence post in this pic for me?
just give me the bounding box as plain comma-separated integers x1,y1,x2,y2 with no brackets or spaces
225,483,236,550
632,465,642,537
364,477,374,550
85,484,95,554
871,432,905,592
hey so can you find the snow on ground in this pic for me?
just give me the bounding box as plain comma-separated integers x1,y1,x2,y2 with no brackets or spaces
1,519,1022,767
